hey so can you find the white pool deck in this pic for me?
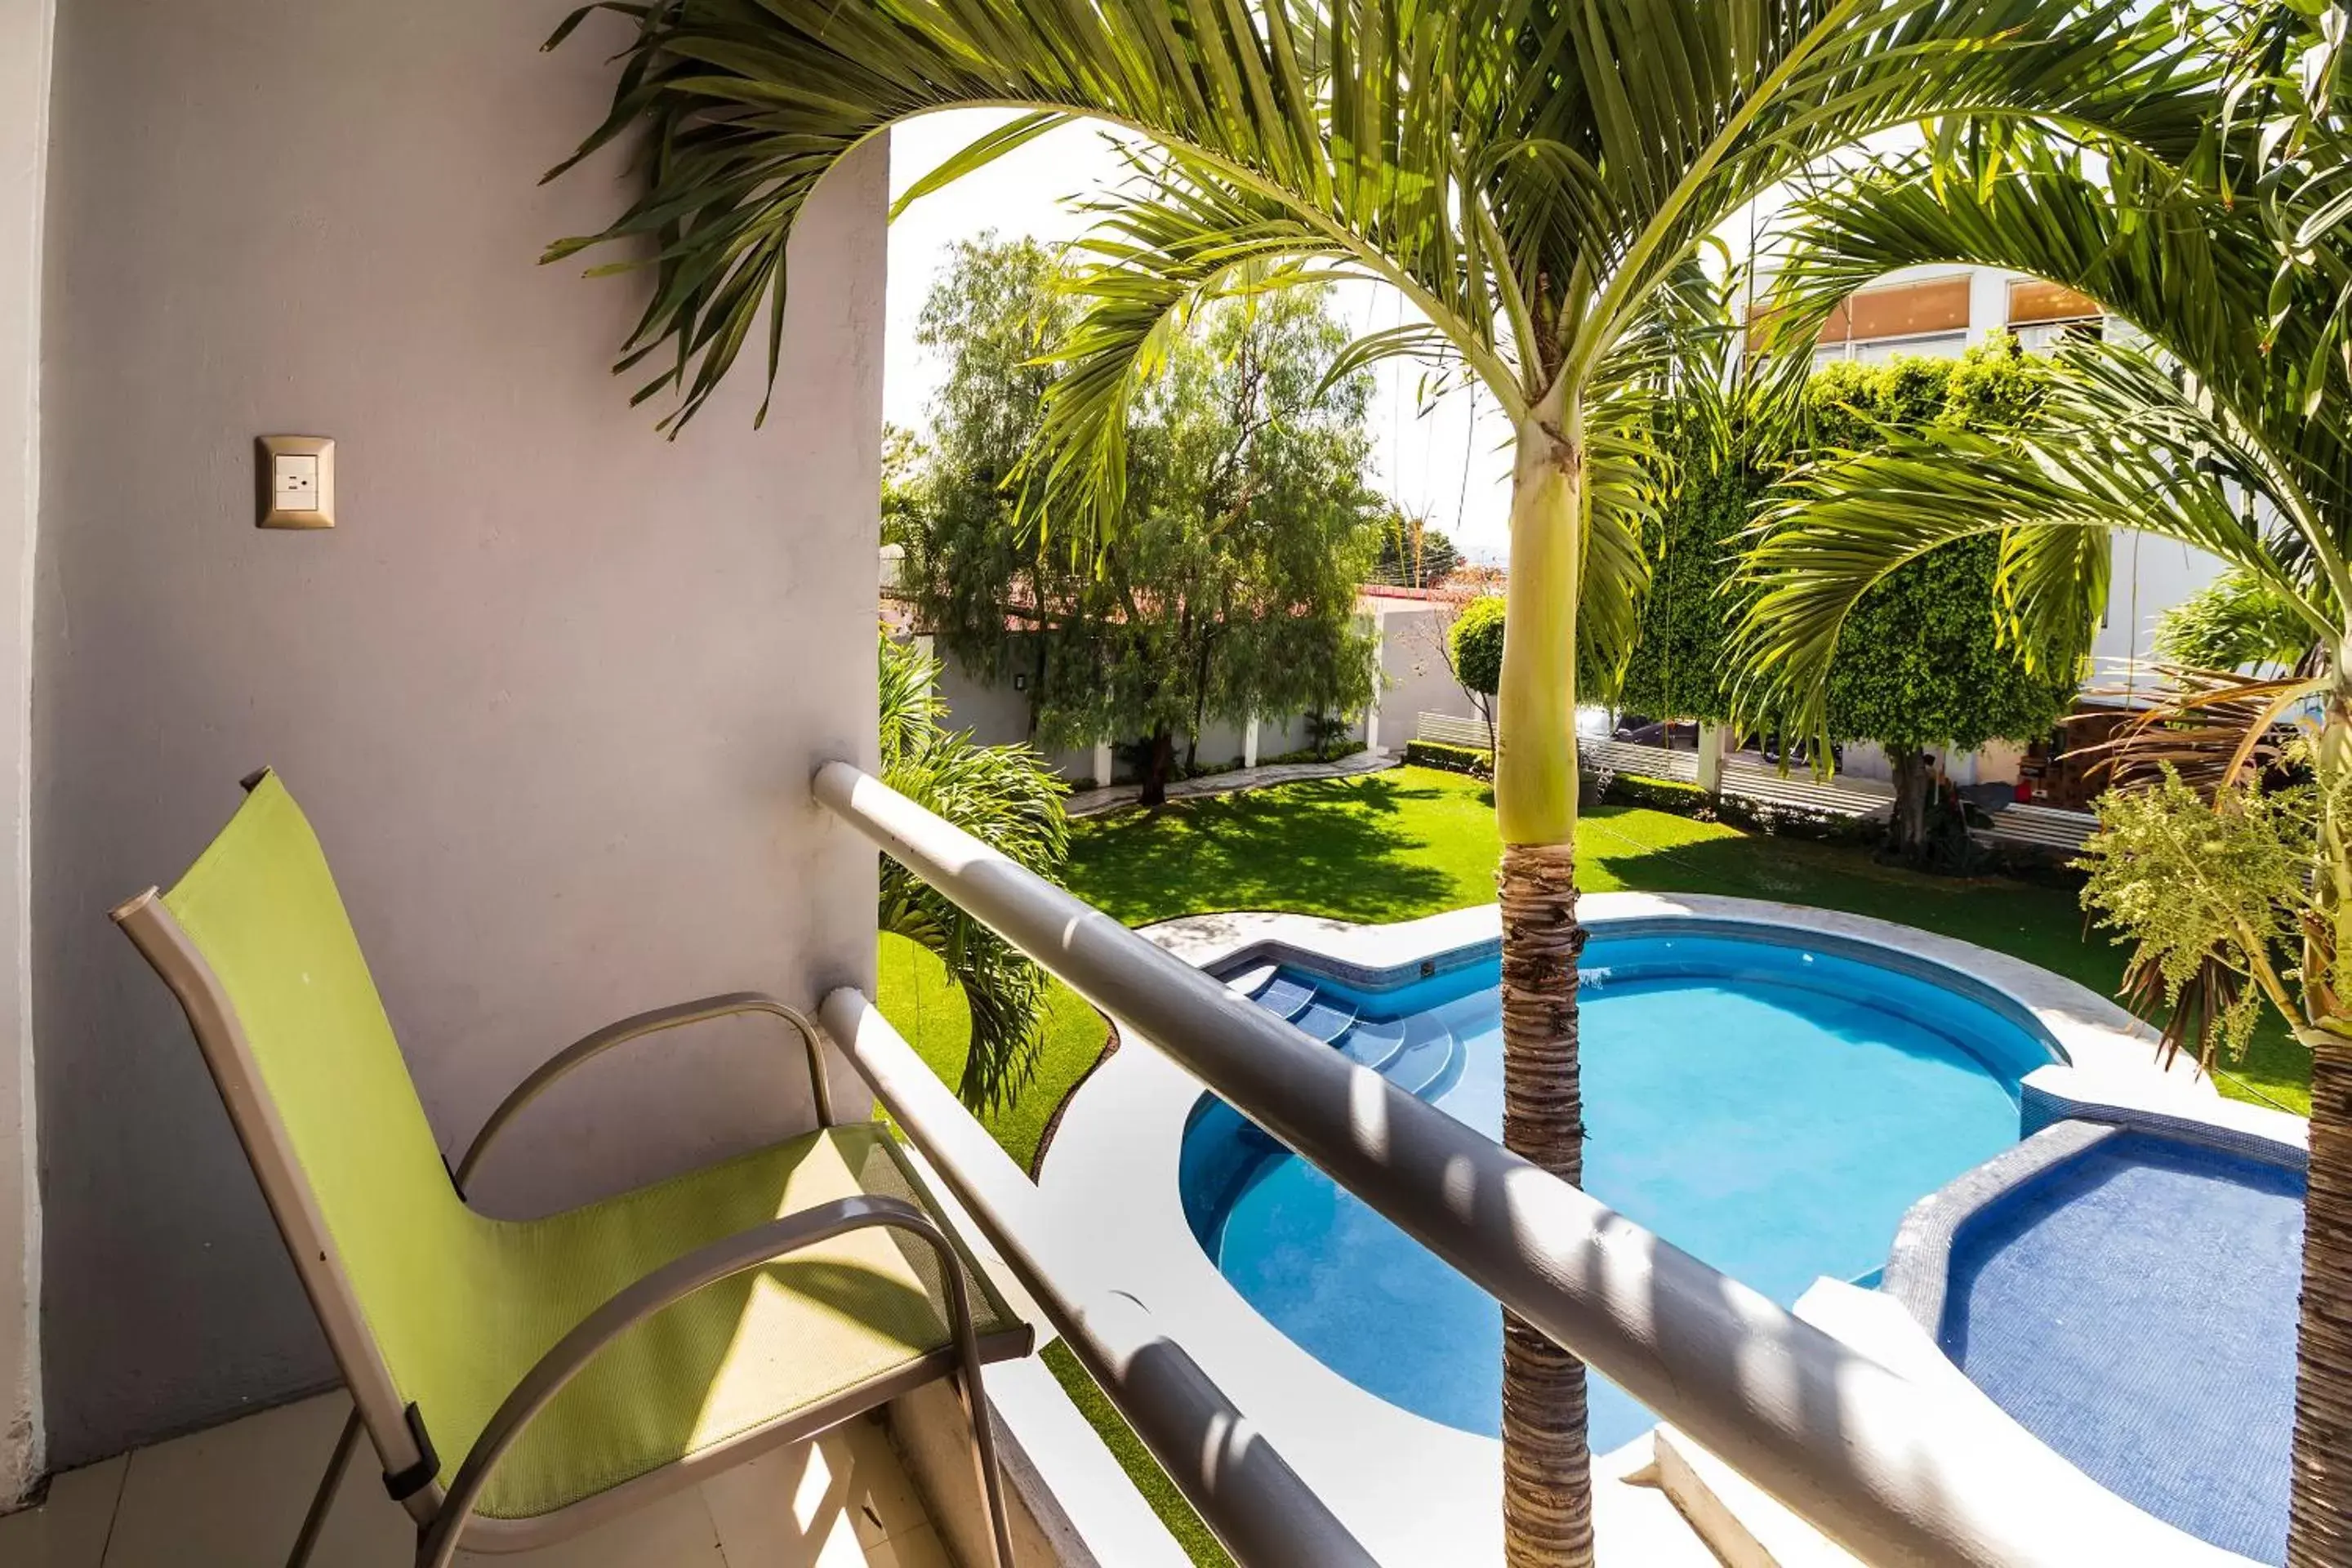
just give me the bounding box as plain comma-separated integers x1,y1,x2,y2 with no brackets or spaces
1040,892,2279,1566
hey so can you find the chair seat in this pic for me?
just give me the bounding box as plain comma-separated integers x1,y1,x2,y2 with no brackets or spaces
455,1124,1028,1521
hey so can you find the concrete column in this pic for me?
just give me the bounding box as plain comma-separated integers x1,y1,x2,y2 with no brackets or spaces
1093,741,1114,788
1966,266,2010,346
0,0,48,1507
1242,717,1259,769
1697,723,1726,795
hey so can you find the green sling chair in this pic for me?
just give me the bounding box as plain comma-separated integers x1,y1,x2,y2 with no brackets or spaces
111,771,1029,1568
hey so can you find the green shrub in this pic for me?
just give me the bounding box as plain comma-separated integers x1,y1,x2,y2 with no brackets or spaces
1264,740,1366,766
1450,597,1506,697
1405,740,1491,777
1604,773,1710,813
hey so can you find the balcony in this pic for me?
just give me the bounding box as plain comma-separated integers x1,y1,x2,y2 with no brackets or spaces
0,762,2278,1567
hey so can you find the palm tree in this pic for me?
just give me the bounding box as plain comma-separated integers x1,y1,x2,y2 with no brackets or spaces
1728,136,2352,1565
878,632,1071,1110
546,5,2204,1560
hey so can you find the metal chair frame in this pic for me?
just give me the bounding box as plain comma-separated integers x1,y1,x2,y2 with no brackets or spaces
114,873,1017,1568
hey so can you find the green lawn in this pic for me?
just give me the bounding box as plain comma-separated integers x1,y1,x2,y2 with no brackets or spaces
876,931,1112,1173
875,763,2309,1563
1062,764,2308,1113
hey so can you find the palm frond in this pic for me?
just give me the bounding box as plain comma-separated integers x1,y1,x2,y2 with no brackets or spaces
1018,152,1357,541
1757,139,2352,559
546,0,2212,435
2154,566,2324,670
1729,335,2339,746
1548,0,2209,382
876,635,1071,1110
889,111,1076,221
2068,664,2322,795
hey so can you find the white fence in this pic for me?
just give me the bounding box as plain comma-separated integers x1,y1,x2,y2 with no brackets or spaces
1413,711,1490,750
1414,715,1897,821
1975,802,2098,854
1580,736,1701,786
1717,757,1892,818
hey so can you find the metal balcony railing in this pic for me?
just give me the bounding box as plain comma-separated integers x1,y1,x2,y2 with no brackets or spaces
815,760,2239,1568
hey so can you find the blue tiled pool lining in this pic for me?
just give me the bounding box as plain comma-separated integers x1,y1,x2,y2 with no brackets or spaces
1885,1109,2305,1563
1182,924,2062,1450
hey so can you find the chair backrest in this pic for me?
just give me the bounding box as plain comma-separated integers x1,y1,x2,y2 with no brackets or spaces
114,770,479,1499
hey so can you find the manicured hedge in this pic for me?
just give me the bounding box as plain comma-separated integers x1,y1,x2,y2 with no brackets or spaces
1604,773,1709,813
1405,740,1491,777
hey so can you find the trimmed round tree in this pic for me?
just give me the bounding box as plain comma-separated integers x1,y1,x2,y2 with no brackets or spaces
1450,595,1506,755
1824,535,2076,851
1622,342,2073,857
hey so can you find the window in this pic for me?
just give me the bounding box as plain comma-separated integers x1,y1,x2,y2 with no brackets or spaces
1850,332,1967,365
2012,318,2102,355
2007,278,2105,354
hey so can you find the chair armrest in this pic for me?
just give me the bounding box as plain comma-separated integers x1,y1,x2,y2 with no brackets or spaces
453,992,834,1197
416,1192,991,1568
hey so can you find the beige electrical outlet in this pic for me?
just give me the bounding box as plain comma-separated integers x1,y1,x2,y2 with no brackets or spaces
256,435,335,529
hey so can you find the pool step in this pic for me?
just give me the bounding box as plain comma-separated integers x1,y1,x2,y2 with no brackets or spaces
1290,998,1358,1044
1381,1015,1458,1097
1224,963,1280,999
1337,1017,1408,1071
1250,974,1315,1022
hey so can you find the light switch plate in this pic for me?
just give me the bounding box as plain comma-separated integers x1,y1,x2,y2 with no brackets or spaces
256,435,335,529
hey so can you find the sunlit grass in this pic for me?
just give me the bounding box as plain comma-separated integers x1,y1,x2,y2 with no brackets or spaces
1061,764,2307,1112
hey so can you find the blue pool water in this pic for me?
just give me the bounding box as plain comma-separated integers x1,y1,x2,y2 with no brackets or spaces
1181,929,2055,1452
1940,1132,2303,1563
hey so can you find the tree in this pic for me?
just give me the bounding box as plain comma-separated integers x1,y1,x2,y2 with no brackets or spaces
2154,567,2314,672
899,240,1383,806
878,632,1071,1110
1728,135,2352,1562
550,7,2208,1560
880,422,927,549
1825,533,2078,852
1374,510,1463,587
1616,413,1756,724
1393,564,1507,761
1617,345,2078,855
1452,595,1506,755
1805,347,2074,854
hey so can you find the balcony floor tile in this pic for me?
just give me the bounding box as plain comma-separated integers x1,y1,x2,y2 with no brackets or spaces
12,1392,937,1568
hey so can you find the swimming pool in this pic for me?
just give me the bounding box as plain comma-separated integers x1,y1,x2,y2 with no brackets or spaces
1906,1124,2305,1562
1178,926,2060,1453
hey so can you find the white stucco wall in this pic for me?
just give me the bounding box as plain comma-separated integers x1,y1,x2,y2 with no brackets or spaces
2092,529,2230,677
1375,603,1479,739
0,0,49,1508
35,2,884,1465
936,646,1038,749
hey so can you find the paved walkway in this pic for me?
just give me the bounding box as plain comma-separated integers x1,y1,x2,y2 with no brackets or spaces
1065,749,1396,817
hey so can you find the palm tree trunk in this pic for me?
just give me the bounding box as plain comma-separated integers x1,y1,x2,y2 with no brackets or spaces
2291,665,2352,1565
2291,1033,2352,1566
1494,382,1594,1568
